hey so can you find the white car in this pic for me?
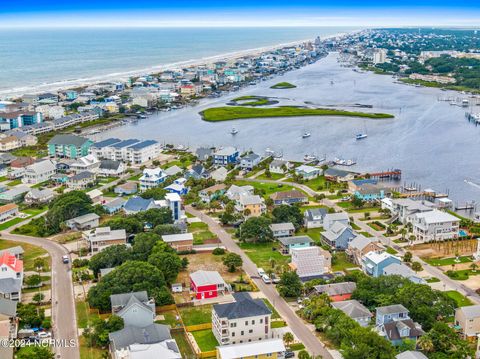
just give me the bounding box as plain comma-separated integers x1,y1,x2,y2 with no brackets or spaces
38,332,51,339
257,268,266,277
262,274,272,284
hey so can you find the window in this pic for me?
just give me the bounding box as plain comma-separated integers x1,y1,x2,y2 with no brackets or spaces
230,322,236,328
241,331,244,335
232,332,235,337
260,319,263,324
245,321,248,326
249,329,253,333
251,320,255,325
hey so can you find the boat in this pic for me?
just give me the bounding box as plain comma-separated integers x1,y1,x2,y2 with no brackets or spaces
302,132,311,138
230,128,238,135
334,158,357,166
304,154,317,162
356,133,368,140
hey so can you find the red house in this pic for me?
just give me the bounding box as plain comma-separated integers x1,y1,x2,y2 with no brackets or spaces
313,282,357,302
190,270,227,300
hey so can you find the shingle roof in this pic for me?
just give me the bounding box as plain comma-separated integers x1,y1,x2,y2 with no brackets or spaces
213,293,271,320
305,208,327,221
382,319,424,341
0,278,22,294
331,300,372,319
110,291,149,308
69,213,100,224
48,134,90,147
314,282,357,296
124,197,156,212
270,222,295,232
99,160,122,170
109,324,172,351
278,236,313,246
376,304,408,315
270,190,307,201
456,304,480,320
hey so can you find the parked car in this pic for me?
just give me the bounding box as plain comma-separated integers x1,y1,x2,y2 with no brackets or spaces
285,351,295,358
62,255,69,264
38,332,51,339
270,273,280,284
262,274,271,284
257,268,266,277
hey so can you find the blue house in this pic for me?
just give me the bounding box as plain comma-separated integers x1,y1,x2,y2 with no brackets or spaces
278,236,313,254
165,178,189,196
321,223,356,250
65,90,78,101
103,198,126,214
362,251,401,277
213,147,239,166
376,305,424,345
123,197,157,215
351,179,388,201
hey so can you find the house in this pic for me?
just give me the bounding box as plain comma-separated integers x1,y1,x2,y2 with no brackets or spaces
217,338,286,359
67,171,96,190
86,189,103,204
110,291,155,328
383,263,425,284
396,352,428,359
114,182,137,196
195,147,214,161
0,297,18,345
269,222,295,238
235,194,266,217
346,235,384,265
381,198,433,224
331,300,372,327
21,159,56,184
270,190,308,205
313,282,357,302
0,247,24,260
139,168,167,191
304,208,327,229
66,213,100,230
165,178,188,196
226,185,254,201
0,187,29,203
323,212,350,230
455,305,480,338
362,251,401,277
103,198,127,214
213,147,239,166
90,138,159,164
412,209,460,243
376,305,424,345
321,223,356,250
162,233,194,252
212,292,271,345
0,251,23,301
186,164,210,179
324,168,356,182
24,188,55,204
269,159,291,174
0,204,18,224
123,197,158,215
48,134,92,159
70,154,100,173
83,227,127,254
190,270,228,300
97,160,125,177
164,165,183,177
289,246,331,280
240,153,261,171
9,157,35,169
109,323,179,359
211,167,228,182
295,165,321,179
354,183,391,201
278,235,313,255
199,184,226,203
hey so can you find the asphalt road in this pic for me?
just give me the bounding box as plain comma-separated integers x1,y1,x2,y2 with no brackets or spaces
186,206,333,359
1,230,80,359
242,177,480,304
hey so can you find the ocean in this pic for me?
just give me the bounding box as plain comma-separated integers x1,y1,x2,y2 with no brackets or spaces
0,26,357,96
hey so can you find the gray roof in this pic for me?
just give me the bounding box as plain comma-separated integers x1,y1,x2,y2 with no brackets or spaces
111,291,149,308
331,300,372,319
314,282,357,296
109,323,172,351
48,134,90,147
70,171,95,181
213,293,271,320
99,160,122,170
383,263,416,279
457,304,480,320
0,297,17,317
305,208,327,221
0,278,22,294
396,351,428,359
242,153,260,161
117,294,154,318
376,304,409,315
270,222,295,232
0,246,24,256
190,270,225,287
124,197,156,212
103,197,126,209
324,168,355,178
93,138,122,149
27,188,54,199
100,268,115,277
278,236,313,246
69,212,100,224
129,140,158,150
348,234,373,251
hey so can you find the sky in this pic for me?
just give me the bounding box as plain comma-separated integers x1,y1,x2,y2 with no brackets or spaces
1,0,480,28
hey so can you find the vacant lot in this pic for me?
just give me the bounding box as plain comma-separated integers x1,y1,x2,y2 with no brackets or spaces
239,242,290,270
179,305,212,326
191,329,219,352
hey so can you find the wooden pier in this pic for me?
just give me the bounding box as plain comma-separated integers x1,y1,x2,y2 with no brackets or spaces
368,169,402,181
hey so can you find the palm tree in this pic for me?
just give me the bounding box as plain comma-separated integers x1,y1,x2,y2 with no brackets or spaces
283,332,294,348
471,262,479,273
269,258,276,269
417,335,434,353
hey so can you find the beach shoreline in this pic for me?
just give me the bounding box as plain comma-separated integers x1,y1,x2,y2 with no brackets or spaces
0,31,355,99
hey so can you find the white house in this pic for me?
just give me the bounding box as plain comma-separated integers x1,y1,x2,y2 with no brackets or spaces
0,204,18,223
269,222,295,238
412,209,460,243
70,154,101,173
211,167,228,182
139,168,167,191
269,159,291,174
0,251,23,301
83,227,127,254
21,159,56,184
295,165,321,179
289,246,331,279
323,212,350,230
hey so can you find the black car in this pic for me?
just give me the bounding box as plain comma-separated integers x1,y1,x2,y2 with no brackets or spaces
284,351,295,358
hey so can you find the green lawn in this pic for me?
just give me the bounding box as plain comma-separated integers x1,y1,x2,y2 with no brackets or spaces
200,106,394,122
256,172,285,181
423,256,473,266
359,231,373,238
332,252,358,272
445,290,474,307
289,343,306,351
232,95,270,106
191,329,219,352
270,82,297,89
193,230,216,245
446,269,480,281
385,246,398,255
155,310,182,328
271,320,287,328
6,179,22,187
76,301,100,329
262,298,280,319
172,331,195,358
179,305,212,326
0,207,47,231
128,173,142,181
239,242,290,269
0,239,49,271
79,336,108,359
298,227,324,244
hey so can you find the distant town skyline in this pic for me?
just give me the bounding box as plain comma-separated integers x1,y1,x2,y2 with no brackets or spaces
1,0,480,28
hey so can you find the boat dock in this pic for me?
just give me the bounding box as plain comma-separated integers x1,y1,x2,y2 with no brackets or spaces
368,169,402,181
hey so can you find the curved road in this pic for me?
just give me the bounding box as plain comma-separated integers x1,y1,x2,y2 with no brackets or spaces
186,206,333,359
2,226,80,358
242,176,480,304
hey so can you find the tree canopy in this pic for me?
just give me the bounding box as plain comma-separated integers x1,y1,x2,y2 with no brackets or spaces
238,216,274,243
272,204,303,229
88,244,131,276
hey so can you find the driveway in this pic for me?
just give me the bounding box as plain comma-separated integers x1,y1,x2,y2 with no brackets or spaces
186,206,333,359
